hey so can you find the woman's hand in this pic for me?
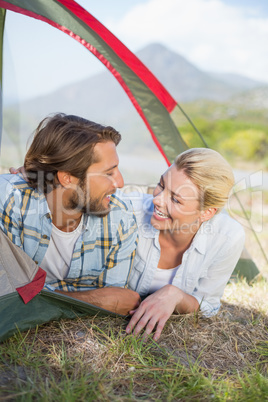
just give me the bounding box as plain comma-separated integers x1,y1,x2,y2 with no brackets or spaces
9,166,22,174
125,285,184,341
9,166,28,181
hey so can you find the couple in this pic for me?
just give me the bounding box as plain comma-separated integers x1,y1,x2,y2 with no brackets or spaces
0,113,245,341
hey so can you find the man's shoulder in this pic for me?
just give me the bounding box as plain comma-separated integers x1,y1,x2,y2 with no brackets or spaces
109,190,135,212
0,174,44,203
0,173,32,191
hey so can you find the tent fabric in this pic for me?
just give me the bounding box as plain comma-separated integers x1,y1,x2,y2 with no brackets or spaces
0,7,5,87
16,267,46,304
0,290,123,343
231,248,260,283
0,230,123,343
0,7,4,143
0,230,41,296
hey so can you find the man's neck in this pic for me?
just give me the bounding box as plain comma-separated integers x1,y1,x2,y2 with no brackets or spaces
45,188,83,232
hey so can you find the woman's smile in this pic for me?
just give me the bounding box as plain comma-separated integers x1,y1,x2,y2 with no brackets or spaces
153,206,170,220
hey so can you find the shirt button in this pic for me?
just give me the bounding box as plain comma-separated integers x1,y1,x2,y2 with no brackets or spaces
42,234,48,239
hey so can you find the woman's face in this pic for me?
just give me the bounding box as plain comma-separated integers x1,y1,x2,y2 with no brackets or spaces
151,165,203,233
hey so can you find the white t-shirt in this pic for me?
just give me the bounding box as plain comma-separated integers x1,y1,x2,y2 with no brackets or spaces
40,217,84,283
148,266,180,294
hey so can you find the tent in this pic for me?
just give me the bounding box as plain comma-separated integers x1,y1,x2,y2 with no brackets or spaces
0,0,260,343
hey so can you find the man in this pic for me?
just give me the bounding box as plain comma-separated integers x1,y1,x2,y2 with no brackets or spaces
0,113,140,314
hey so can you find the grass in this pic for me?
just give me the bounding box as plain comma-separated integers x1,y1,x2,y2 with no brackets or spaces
0,278,268,401
1,201,268,401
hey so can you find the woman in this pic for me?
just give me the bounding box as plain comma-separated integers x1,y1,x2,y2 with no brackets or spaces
125,148,245,341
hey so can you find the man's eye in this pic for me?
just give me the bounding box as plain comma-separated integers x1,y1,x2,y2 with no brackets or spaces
157,182,164,189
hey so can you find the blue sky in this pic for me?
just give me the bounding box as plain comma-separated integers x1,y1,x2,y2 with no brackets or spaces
4,0,268,101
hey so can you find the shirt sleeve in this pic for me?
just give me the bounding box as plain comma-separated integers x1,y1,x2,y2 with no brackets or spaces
0,177,23,247
192,227,245,317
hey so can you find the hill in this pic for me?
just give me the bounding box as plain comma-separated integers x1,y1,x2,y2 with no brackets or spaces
5,42,268,127
2,43,268,178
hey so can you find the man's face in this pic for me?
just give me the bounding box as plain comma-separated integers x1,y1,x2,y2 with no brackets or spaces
68,141,124,217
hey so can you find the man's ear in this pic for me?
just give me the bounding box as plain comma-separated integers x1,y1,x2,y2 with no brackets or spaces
57,171,72,187
200,207,217,222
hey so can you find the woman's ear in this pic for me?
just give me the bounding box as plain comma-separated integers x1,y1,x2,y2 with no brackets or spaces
201,207,217,222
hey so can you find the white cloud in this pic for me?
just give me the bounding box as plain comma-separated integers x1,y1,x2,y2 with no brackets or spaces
108,0,268,83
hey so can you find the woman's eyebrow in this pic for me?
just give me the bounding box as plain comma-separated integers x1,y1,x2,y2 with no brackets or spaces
171,189,185,200
162,175,185,200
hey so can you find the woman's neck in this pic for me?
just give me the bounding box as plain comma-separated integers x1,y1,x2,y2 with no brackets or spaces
159,225,198,251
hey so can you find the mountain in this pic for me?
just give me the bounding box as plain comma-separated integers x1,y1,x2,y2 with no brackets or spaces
135,43,267,102
4,43,268,147
208,72,265,90
230,87,268,110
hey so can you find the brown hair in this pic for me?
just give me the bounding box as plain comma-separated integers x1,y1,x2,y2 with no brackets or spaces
24,113,121,193
175,148,234,212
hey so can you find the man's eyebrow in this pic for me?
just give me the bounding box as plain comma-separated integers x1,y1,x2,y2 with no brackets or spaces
103,164,118,173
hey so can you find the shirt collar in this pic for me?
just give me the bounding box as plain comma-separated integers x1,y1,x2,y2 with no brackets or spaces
34,190,51,219
190,219,215,255
138,199,159,239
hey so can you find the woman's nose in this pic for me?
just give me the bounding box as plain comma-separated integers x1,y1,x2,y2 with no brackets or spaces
153,189,166,207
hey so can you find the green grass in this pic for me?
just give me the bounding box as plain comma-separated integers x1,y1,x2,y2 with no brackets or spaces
1,279,268,401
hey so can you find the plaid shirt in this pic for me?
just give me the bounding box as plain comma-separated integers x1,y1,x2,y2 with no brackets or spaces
0,174,138,291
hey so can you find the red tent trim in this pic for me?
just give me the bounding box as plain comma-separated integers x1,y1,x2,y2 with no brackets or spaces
57,0,177,113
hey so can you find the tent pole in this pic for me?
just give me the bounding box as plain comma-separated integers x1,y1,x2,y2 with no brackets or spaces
0,8,6,144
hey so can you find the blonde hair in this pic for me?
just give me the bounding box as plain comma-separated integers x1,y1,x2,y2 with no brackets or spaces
175,148,234,212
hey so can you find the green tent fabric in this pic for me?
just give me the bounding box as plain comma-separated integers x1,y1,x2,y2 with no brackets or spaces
0,229,123,343
0,0,261,342
231,248,260,283
0,290,122,343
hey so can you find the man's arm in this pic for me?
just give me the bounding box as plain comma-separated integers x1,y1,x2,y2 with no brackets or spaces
55,287,141,315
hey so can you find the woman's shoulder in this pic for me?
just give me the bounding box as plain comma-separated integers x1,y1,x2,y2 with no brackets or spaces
207,209,245,241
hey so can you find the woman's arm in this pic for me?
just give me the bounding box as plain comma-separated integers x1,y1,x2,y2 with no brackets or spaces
125,284,199,341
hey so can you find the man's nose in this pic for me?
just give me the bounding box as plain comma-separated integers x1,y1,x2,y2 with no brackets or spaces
113,169,124,189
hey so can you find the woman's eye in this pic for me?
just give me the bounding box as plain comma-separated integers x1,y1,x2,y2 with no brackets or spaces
157,182,164,189
172,196,180,204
